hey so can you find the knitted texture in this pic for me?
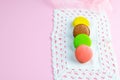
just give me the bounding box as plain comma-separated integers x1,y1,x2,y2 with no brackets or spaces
51,9,120,80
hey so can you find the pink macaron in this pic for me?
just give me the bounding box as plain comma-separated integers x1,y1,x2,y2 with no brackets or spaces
75,45,93,63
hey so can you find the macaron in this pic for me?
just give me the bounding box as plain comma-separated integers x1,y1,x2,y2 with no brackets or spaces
74,34,91,48
72,16,90,27
73,24,90,37
75,45,93,63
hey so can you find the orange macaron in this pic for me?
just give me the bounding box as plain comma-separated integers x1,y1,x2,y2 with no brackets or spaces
75,45,93,63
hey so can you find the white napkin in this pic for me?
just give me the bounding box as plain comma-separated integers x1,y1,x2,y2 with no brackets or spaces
52,9,120,80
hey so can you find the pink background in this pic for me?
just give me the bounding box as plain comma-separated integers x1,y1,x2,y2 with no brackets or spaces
0,0,120,80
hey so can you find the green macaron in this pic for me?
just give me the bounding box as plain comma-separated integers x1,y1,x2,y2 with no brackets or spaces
74,34,92,48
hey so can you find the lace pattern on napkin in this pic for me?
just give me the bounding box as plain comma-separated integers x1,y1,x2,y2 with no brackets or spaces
52,9,120,80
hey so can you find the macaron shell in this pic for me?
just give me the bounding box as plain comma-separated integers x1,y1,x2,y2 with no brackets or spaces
73,24,90,37
75,45,93,63
72,16,90,27
74,34,92,48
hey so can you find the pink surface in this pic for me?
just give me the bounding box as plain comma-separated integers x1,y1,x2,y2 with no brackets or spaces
0,0,120,80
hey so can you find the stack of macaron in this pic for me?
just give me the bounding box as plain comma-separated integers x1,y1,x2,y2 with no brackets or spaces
72,16,93,63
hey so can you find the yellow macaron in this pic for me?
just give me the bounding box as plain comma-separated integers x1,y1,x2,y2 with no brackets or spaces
72,16,90,27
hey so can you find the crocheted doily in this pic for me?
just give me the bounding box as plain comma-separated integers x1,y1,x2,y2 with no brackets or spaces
52,9,120,80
